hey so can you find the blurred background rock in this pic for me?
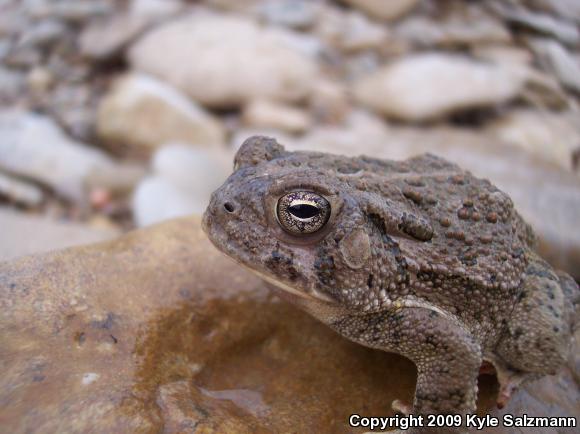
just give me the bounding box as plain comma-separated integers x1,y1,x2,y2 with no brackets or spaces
0,0,579,279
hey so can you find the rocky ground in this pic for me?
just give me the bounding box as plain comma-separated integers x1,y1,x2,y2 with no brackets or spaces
1,2,580,432
1,0,580,268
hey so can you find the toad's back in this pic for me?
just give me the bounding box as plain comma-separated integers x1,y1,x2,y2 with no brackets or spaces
279,150,531,326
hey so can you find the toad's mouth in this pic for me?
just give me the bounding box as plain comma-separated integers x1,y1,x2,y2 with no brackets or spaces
246,266,335,304
203,215,335,304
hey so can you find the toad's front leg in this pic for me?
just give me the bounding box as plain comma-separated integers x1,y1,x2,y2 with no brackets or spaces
333,307,482,433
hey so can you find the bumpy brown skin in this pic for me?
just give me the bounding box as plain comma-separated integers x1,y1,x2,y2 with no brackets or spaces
202,136,579,432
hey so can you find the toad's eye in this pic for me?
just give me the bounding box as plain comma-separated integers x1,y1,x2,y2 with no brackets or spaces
276,191,330,235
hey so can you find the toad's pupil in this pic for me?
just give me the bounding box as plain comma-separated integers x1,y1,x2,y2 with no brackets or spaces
288,204,319,219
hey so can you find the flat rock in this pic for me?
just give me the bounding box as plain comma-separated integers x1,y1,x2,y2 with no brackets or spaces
129,13,318,108
340,0,419,21
0,110,141,202
0,207,119,261
0,217,577,433
353,53,526,121
97,73,225,154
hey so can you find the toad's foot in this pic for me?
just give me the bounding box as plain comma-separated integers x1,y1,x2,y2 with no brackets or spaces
495,366,528,409
486,356,538,409
391,399,412,416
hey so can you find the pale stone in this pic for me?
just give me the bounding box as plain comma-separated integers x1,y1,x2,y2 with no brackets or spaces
0,66,25,100
129,14,318,108
97,73,225,152
395,11,511,48
340,12,388,52
0,207,119,261
28,0,113,23
530,38,580,93
353,53,526,121
17,19,67,49
132,177,201,227
495,4,580,46
258,0,318,29
472,45,534,66
0,110,138,202
521,69,570,110
528,0,580,23
472,49,570,110
316,6,388,52
267,26,323,59
27,67,54,93
128,0,184,19
486,109,580,174
243,99,311,134
151,144,231,199
0,172,44,206
296,109,389,156
341,0,419,21
80,0,184,61
204,0,262,13
0,40,10,60
308,78,350,124
80,14,149,60
132,144,231,226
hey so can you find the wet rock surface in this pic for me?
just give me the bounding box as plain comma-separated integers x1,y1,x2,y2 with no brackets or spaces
0,218,578,433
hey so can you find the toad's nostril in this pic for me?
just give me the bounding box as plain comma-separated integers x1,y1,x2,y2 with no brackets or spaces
224,202,235,213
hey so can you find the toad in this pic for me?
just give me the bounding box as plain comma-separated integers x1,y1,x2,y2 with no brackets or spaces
202,136,579,432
